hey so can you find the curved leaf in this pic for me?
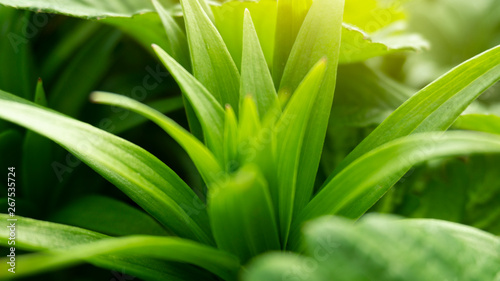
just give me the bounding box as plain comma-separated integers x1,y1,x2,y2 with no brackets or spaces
291,131,500,248
0,90,213,245
91,92,223,184
453,114,500,135
0,214,217,281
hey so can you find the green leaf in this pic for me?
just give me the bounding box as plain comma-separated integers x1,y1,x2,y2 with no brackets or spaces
275,59,327,246
0,214,217,281
108,96,184,135
328,44,500,182
0,235,239,281
339,23,429,64
279,0,345,222
212,0,277,69
240,10,279,119
223,105,238,173
153,45,225,161
49,195,170,236
453,114,500,135
246,214,500,281
291,131,500,249
0,0,166,19
180,0,240,110
272,0,312,87
91,92,223,184
153,0,192,71
0,90,213,245
209,164,280,263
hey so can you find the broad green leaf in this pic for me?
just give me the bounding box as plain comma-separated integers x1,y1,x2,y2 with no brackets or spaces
212,0,277,69
279,0,344,221
153,45,225,161
272,0,312,87
0,214,217,281
49,27,121,117
240,10,279,119
453,114,500,135
0,0,166,19
343,0,405,32
246,215,500,281
49,195,170,236
328,44,500,181
21,79,53,210
291,131,500,249
91,92,223,184
339,23,429,64
275,59,326,246
209,164,280,263
0,90,213,245
153,0,192,71
180,0,240,110
0,235,239,281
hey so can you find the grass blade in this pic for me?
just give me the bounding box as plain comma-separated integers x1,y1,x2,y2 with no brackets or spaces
453,114,500,135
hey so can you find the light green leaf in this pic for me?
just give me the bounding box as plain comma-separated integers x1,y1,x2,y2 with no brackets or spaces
209,164,280,264
153,45,225,161
339,23,429,64
0,235,239,281
0,214,217,281
453,114,500,135
291,131,500,249
279,0,345,222
49,195,170,236
180,0,240,110
275,59,326,246
328,44,500,181
91,91,223,184
238,95,262,150
246,214,500,281
240,10,279,119
212,0,277,69
0,90,213,245
272,0,312,87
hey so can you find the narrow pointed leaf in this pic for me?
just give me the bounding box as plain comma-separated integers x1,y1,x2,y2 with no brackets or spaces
0,90,213,245
153,45,225,161
241,10,279,118
209,164,280,264
291,131,500,248
328,44,500,180
153,0,192,71
272,0,312,87
91,92,222,184
223,105,238,173
180,0,240,109
275,59,327,246
280,0,345,219
0,214,217,281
